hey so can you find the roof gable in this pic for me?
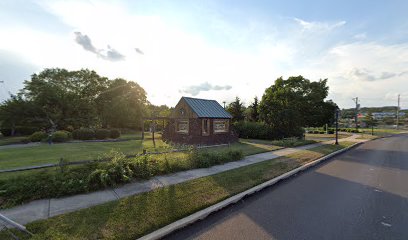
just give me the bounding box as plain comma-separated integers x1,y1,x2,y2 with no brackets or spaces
182,97,232,118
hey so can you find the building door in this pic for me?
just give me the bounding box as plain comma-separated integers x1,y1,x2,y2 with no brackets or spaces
202,119,210,136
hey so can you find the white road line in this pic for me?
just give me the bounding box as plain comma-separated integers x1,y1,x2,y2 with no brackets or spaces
381,222,392,227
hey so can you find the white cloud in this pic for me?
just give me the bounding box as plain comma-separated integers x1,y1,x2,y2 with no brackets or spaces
297,42,408,107
353,33,367,40
1,1,407,109
294,18,346,32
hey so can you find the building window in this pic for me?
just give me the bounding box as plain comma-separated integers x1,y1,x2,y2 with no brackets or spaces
202,119,210,136
176,120,189,133
214,119,228,133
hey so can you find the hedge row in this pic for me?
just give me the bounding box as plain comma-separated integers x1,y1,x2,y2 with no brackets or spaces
72,128,120,140
29,131,72,143
233,121,304,140
26,129,121,143
0,126,39,136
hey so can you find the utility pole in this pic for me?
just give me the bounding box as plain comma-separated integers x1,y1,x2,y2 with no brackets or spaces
352,97,359,131
396,94,400,130
335,109,339,145
223,101,226,109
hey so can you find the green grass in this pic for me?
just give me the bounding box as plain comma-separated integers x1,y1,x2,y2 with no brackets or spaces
0,135,283,171
240,138,316,148
0,132,169,170
359,128,406,136
0,142,352,240
0,140,148,170
305,133,350,140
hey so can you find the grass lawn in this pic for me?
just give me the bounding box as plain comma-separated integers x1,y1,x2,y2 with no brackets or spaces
355,134,378,140
0,142,353,240
0,134,288,171
305,133,350,140
240,138,316,148
359,128,406,136
0,140,157,170
0,133,169,170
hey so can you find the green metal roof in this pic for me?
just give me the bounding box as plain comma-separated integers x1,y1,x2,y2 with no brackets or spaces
182,97,232,119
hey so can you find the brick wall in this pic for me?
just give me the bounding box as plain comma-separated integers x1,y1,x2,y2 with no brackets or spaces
162,118,238,145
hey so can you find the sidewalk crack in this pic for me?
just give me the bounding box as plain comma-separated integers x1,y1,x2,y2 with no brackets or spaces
153,177,165,187
47,199,51,218
111,189,120,199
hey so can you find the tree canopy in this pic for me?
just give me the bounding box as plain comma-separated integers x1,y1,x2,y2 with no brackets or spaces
0,68,148,134
259,76,336,136
227,97,245,122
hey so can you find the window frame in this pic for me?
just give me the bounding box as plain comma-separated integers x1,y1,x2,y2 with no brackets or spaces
175,119,189,134
202,119,210,136
213,119,229,134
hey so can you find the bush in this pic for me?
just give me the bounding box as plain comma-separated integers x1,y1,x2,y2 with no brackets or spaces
95,129,111,140
110,129,121,139
0,148,245,208
20,137,31,144
0,126,39,136
189,149,243,168
233,121,275,139
29,131,48,142
0,128,12,136
15,126,39,135
233,121,304,140
72,128,95,140
52,130,72,142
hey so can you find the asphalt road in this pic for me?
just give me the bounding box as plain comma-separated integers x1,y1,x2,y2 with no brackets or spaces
165,134,408,240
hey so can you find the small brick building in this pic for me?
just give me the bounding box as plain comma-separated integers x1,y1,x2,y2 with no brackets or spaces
162,97,238,145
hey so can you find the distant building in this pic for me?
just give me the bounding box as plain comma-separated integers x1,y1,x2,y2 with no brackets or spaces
162,97,238,145
372,112,405,120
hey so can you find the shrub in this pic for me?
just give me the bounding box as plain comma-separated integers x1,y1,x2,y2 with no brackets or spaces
188,149,243,168
95,129,110,140
72,128,95,140
0,127,39,136
87,169,113,189
110,129,121,139
52,130,71,143
328,130,335,134
15,126,39,135
20,137,31,144
0,128,12,136
232,121,274,139
29,131,48,142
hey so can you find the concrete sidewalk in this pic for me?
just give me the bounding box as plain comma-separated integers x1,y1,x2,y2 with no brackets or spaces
0,136,365,225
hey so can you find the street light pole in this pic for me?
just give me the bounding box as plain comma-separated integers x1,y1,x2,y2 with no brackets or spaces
396,94,400,130
352,97,359,131
335,109,339,145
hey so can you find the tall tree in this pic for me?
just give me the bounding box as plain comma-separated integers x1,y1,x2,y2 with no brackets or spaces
248,96,259,122
0,95,41,135
227,97,245,122
22,68,109,129
259,76,334,137
96,78,147,128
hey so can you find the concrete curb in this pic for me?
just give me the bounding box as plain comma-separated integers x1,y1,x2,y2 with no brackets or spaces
138,142,363,240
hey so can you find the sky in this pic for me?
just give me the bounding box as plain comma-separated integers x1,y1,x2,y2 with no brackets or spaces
1,0,408,109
